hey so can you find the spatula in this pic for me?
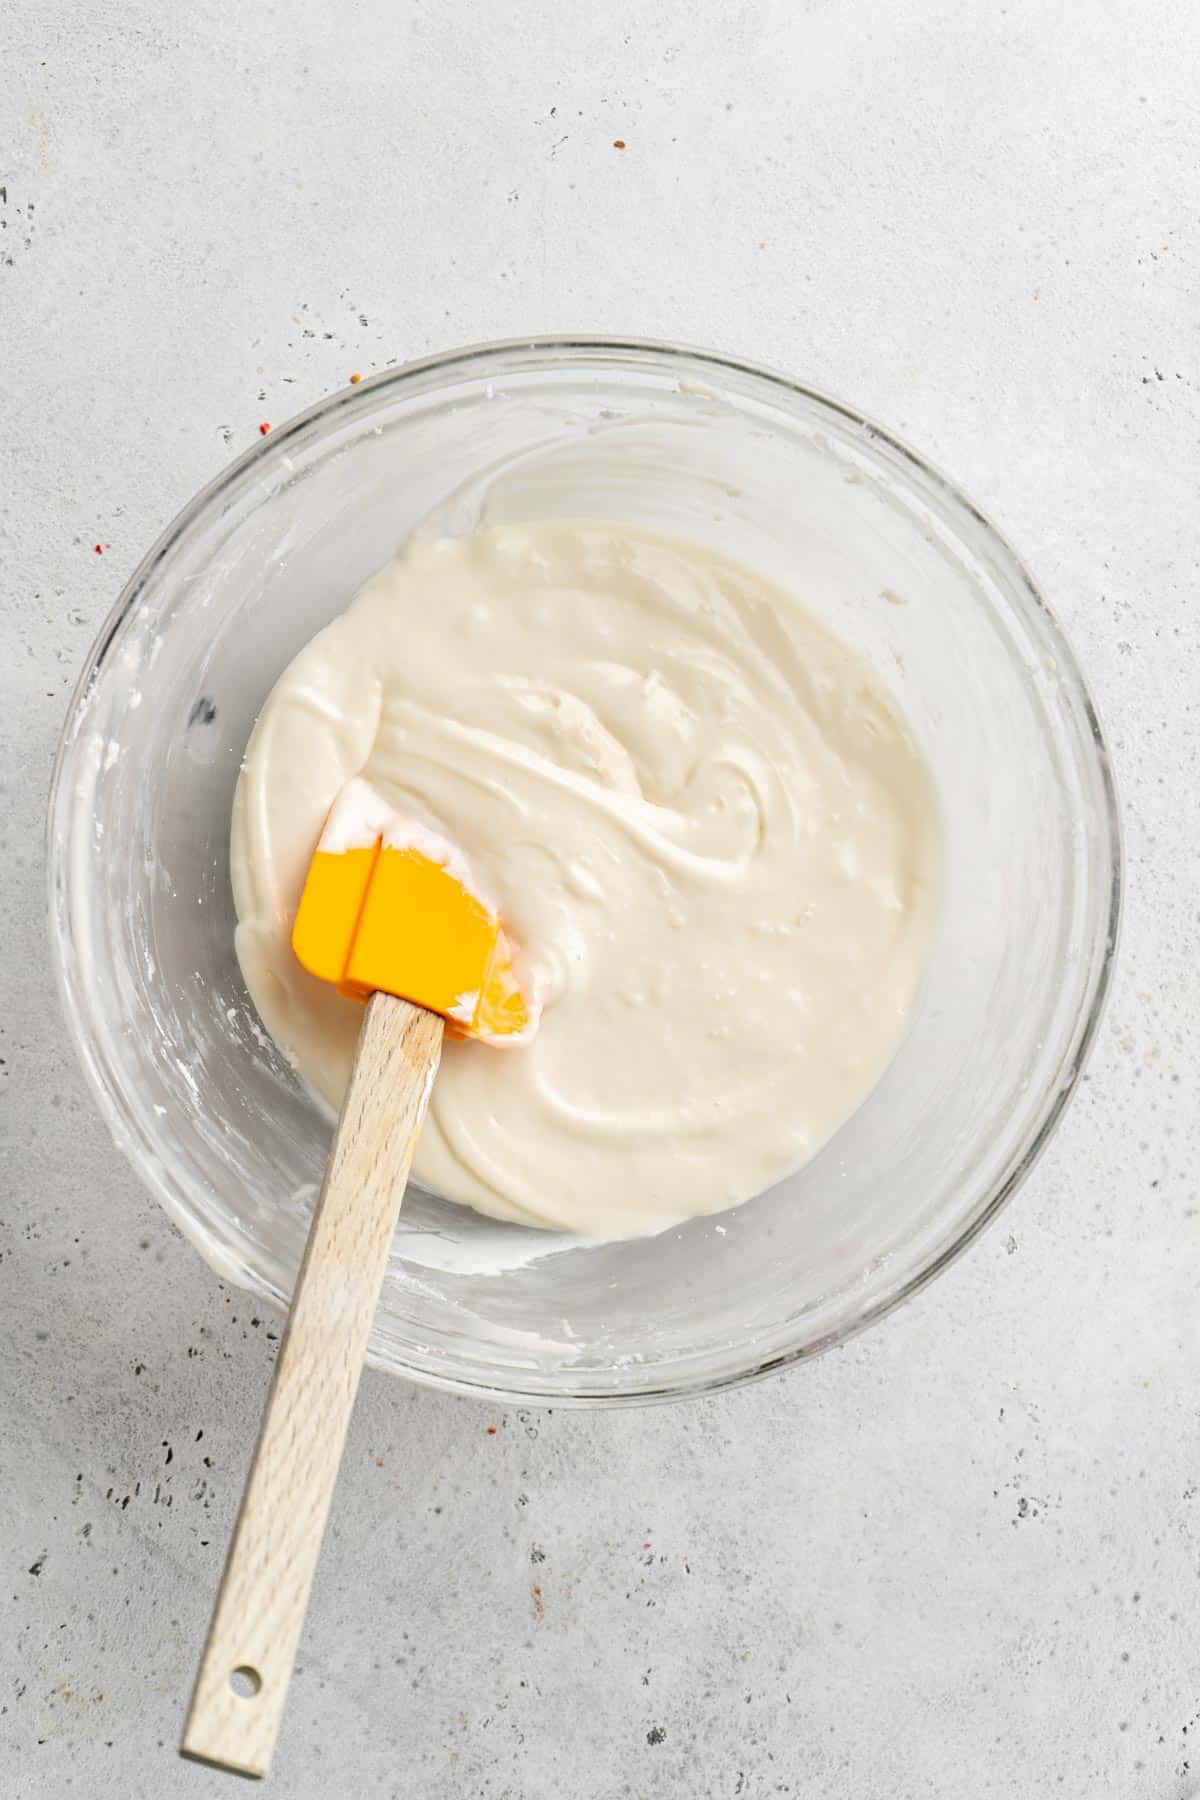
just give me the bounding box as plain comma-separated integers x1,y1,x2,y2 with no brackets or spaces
182,781,533,1778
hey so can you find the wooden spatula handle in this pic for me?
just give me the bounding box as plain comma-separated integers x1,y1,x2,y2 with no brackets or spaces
181,992,444,1778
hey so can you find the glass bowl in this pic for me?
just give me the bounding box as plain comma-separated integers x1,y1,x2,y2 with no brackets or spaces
48,337,1120,1406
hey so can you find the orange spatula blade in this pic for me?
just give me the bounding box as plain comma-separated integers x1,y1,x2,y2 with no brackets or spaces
290,786,535,1042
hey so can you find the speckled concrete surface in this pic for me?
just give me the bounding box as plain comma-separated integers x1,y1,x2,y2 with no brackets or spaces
3,2,1198,1795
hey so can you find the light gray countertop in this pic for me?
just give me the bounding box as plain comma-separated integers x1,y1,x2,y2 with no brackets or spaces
3,2,1197,1795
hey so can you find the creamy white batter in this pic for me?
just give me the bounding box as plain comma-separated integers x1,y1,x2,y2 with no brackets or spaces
232,521,940,1238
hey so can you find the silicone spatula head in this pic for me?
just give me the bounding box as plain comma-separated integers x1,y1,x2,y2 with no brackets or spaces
291,779,535,1043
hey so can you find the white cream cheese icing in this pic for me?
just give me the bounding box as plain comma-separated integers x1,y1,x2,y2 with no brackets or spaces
231,521,940,1237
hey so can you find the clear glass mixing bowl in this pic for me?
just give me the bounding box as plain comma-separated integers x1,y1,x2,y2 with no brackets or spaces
48,338,1120,1405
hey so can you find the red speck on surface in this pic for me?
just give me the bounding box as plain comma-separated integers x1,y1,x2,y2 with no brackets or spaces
613,139,626,150
93,544,103,554
643,1540,652,1548
259,422,271,435
487,1426,497,1435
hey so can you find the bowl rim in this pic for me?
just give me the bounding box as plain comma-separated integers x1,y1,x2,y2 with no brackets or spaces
47,333,1123,1407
